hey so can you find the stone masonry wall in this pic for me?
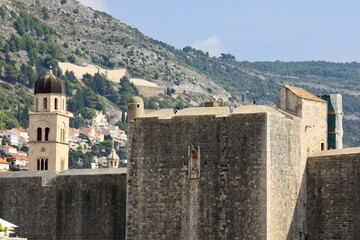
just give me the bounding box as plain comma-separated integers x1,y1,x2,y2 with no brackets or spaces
301,99,327,156
307,153,360,239
0,171,57,239
267,114,305,239
0,169,127,240
127,113,268,240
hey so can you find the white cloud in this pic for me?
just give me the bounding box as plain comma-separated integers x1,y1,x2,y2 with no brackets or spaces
77,0,109,12
190,36,225,57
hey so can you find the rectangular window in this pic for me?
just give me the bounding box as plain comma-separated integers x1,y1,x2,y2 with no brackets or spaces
321,142,325,151
37,128,42,141
43,98,48,110
45,128,50,141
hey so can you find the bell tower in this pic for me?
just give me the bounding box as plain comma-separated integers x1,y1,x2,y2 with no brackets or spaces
28,71,69,172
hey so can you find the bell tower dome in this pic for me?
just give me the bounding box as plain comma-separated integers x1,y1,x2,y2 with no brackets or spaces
28,70,69,172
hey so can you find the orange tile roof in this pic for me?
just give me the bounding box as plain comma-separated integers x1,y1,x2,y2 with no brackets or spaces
70,128,79,134
6,153,29,159
13,128,26,132
0,158,9,164
17,150,27,156
284,85,326,103
0,130,15,135
2,145,16,149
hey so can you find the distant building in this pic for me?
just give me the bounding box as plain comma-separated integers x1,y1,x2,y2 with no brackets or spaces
0,218,26,239
80,127,104,143
107,110,125,125
0,145,18,155
6,153,28,170
321,94,343,149
68,128,81,150
278,84,328,153
28,71,70,172
93,110,107,125
107,147,119,168
97,156,108,167
10,128,29,146
0,157,9,170
69,128,79,139
0,130,19,146
98,125,127,146
91,156,99,169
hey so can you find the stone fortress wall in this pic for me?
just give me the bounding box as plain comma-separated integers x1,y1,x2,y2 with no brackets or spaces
127,113,270,239
126,92,325,240
126,84,351,240
1,83,360,239
307,149,360,239
0,169,127,240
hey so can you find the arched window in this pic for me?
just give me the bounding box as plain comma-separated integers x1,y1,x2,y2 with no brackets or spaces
45,128,50,141
37,158,48,170
41,158,44,170
37,128,42,141
54,98,58,110
62,129,65,142
43,98,48,110
35,98,39,111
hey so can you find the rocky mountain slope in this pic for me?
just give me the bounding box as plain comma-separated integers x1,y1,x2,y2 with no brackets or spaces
0,0,360,146
19,0,229,102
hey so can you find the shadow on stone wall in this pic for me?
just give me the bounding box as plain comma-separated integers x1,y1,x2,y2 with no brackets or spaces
286,165,308,240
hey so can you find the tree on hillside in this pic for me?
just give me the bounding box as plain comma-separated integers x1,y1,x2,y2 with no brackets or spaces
118,76,138,109
8,34,22,52
14,17,26,35
0,37,5,51
19,105,29,128
69,115,85,129
4,65,19,83
80,107,96,120
42,7,49,20
0,110,20,129
0,5,6,18
68,88,85,112
121,109,126,123
219,53,236,61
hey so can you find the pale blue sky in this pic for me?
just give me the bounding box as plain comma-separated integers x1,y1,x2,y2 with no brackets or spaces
78,0,360,62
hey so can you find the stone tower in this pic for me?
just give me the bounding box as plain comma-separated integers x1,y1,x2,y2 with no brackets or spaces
107,147,120,168
128,96,144,122
28,71,69,172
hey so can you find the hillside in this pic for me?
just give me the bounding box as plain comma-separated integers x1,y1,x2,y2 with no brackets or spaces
0,0,359,146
